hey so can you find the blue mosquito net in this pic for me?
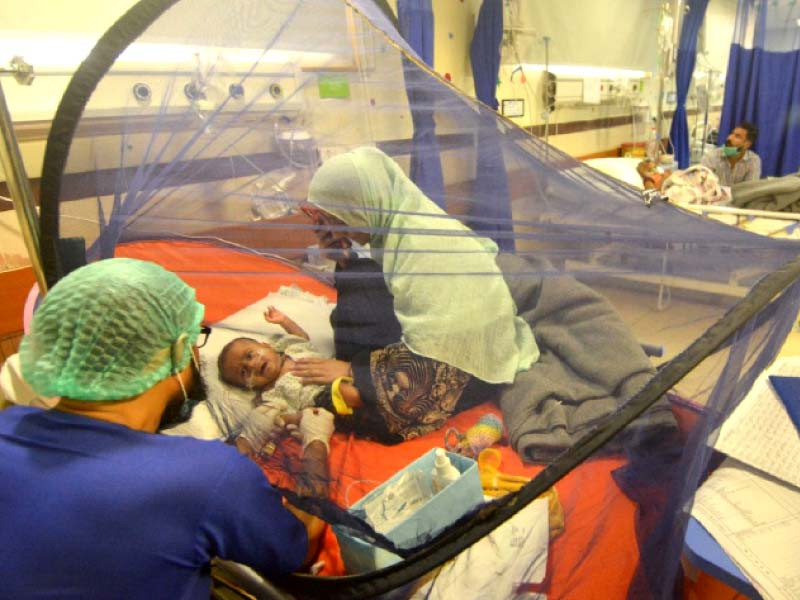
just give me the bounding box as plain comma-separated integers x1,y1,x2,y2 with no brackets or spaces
35,0,800,598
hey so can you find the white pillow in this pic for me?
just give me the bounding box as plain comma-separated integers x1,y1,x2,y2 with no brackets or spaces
584,157,645,190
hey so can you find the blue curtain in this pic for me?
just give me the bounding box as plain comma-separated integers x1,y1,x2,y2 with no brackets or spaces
720,0,800,176
397,0,445,207
469,0,514,251
471,0,503,111
669,0,709,169
397,0,434,65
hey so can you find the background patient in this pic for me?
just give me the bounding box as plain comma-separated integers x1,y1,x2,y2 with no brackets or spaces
636,159,672,190
636,158,727,204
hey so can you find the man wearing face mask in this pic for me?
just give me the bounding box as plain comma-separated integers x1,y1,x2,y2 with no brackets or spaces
701,121,761,186
0,258,327,599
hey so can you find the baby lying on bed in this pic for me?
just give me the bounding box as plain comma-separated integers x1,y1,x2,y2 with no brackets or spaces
218,306,358,457
220,303,489,449
637,159,728,205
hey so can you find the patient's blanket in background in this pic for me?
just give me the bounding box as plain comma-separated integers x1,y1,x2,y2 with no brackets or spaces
732,173,800,213
662,165,728,205
496,254,676,463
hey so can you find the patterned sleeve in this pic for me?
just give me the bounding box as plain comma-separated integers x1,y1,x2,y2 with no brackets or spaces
368,342,471,440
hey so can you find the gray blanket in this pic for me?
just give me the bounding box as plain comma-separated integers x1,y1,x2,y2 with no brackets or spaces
731,173,800,212
496,253,676,463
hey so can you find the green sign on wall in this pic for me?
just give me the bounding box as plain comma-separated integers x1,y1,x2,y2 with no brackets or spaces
318,74,351,99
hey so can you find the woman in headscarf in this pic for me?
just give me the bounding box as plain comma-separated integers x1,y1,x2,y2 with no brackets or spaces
292,146,538,443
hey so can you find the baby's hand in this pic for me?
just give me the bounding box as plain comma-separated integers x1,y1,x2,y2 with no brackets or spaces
264,306,288,326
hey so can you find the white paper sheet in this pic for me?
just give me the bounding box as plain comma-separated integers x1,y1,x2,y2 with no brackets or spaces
714,356,800,489
409,497,549,600
692,458,800,600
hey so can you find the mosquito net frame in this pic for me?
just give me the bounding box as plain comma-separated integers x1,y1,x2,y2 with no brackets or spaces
34,1,800,598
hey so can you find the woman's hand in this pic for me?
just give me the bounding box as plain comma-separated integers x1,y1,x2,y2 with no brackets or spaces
292,358,352,385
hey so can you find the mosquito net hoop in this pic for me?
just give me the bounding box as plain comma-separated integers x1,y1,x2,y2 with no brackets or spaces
36,0,800,598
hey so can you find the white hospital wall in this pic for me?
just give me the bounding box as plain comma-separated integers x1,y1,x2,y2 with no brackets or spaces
2,0,421,183
0,0,741,185
702,0,738,74
0,0,138,32
0,0,140,182
383,0,651,158
421,0,737,158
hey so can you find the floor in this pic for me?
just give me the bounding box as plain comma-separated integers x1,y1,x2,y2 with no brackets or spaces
595,280,800,406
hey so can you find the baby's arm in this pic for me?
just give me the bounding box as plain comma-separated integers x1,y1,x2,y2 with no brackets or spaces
264,306,309,340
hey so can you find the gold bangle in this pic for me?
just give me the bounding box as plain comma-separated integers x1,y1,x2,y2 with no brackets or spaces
331,376,355,416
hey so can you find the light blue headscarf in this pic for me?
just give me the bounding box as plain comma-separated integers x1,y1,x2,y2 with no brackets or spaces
307,146,538,383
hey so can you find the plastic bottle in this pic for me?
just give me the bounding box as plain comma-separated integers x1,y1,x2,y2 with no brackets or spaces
431,448,461,493
646,118,659,161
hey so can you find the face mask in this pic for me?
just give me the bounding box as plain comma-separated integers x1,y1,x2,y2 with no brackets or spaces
348,239,370,259
160,354,207,429
722,145,741,158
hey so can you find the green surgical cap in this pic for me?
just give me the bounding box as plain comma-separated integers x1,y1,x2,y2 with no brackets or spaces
20,258,205,401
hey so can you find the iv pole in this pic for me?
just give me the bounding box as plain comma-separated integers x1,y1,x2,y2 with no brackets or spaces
654,0,684,163
0,57,48,296
543,35,551,148
699,67,716,159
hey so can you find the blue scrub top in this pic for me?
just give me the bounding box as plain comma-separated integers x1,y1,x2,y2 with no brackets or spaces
0,406,307,599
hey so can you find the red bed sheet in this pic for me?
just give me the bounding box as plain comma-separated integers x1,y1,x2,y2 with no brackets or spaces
118,240,641,598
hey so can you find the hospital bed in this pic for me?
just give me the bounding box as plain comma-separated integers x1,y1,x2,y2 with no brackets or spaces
111,238,695,599
583,157,800,239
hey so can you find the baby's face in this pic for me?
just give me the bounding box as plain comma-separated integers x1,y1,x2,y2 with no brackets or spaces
221,339,282,390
